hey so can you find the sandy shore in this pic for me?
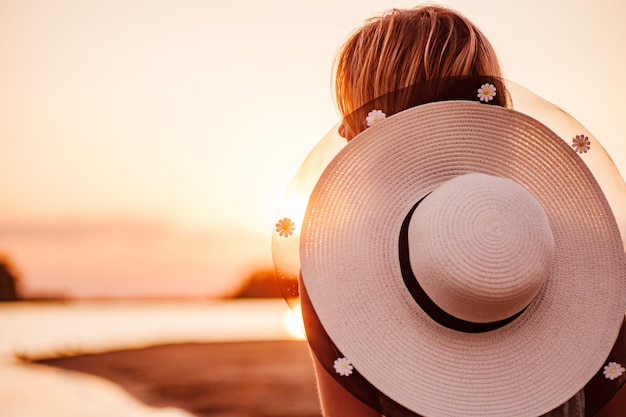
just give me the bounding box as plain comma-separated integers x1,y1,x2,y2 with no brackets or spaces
37,340,321,417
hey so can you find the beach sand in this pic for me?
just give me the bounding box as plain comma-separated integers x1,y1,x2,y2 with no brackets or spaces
37,340,321,417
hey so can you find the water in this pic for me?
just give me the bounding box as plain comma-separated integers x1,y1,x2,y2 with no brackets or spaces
0,299,296,417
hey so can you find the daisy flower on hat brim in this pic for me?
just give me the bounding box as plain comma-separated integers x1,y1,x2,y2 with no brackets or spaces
604,362,625,380
334,357,354,376
275,217,296,237
477,83,497,102
366,110,386,127
572,135,591,154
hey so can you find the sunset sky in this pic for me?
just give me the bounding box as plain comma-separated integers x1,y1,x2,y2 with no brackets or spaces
1,0,624,298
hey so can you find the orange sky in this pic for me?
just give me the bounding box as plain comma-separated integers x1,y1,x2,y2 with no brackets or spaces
1,0,624,298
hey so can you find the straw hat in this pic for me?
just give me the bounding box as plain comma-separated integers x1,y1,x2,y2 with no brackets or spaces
299,100,626,417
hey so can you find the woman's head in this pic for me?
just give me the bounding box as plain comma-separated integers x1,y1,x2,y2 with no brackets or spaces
335,6,508,140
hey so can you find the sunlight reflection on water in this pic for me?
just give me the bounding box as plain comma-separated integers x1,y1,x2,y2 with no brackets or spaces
0,299,300,417
0,298,296,362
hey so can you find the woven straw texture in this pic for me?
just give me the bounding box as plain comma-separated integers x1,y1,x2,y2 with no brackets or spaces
408,173,554,324
300,101,626,417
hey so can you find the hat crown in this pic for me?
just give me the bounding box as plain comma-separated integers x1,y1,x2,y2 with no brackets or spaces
408,173,555,324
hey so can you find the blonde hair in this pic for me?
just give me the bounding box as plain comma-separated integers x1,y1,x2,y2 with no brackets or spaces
335,6,508,139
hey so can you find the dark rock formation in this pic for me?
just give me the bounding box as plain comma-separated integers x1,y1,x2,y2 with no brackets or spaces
231,268,282,298
0,257,19,301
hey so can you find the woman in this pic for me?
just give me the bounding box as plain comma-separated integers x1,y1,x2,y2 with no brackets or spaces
297,5,626,417
317,7,509,415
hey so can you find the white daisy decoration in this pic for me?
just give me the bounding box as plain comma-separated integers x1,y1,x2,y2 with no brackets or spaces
477,83,497,102
571,134,591,154
604,362,625,380
333,357,354,376
275,217,296,237
366,110,386,127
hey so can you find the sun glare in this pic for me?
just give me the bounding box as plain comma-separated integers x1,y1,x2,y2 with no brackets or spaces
283,303,306,340
277,192,309,237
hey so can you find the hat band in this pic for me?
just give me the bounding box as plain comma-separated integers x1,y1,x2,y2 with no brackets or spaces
398,196,528,333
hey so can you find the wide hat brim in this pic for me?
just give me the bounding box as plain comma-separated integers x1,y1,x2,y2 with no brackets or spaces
300,101,626,417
